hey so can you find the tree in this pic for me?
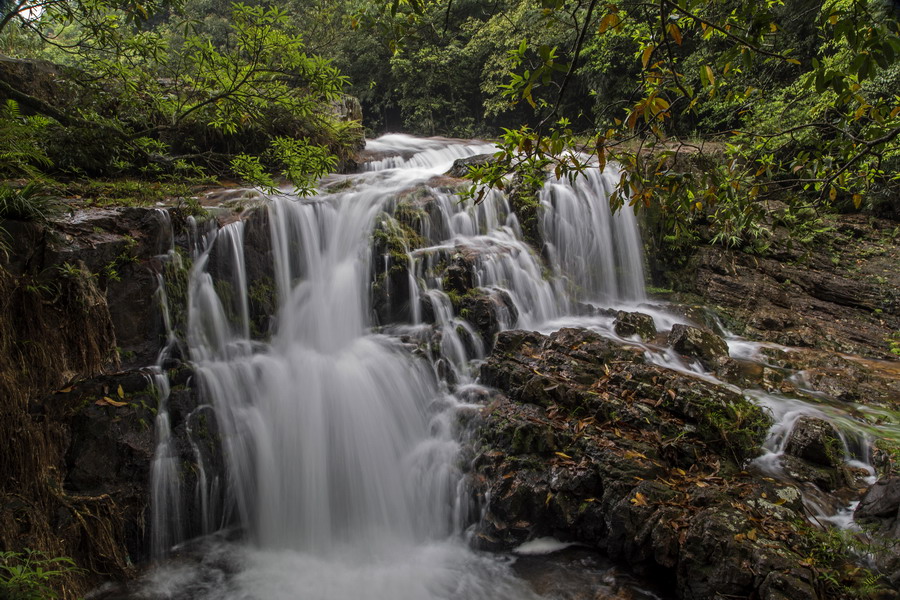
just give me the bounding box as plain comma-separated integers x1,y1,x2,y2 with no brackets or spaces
376,0,900,246
0,0,360,191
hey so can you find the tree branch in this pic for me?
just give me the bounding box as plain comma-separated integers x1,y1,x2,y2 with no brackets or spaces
659,0,790,60
538,0,598,129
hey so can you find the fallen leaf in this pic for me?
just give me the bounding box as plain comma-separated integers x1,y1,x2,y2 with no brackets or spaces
97,396,128,407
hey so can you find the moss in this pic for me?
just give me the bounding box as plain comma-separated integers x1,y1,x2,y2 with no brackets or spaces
696,395,771,464
372,212,427,268
393,200,429,233
509,422,556,454
248,276,276,340
162,248,191,339
508,179,543,249
63,178,215,208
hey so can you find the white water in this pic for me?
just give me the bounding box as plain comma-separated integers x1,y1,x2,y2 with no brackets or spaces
541,169,645,302
142,134,886,598
144,135,641,599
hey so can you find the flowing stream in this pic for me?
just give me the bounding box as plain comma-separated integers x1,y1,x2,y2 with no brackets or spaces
135,135,887,599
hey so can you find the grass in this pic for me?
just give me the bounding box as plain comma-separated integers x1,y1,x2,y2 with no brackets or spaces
60,176,216,208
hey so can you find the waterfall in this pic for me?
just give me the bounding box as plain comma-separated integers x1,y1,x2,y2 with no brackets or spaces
143,135,649,598
139,133,882,600
541,168,646,303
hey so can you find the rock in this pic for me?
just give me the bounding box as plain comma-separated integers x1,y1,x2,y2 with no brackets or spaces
855,477,900,522
446,153,495,178
761,347,900,407
445,254,475,294
613,311,657,341
855,478,900,589
459,290,518,348
666,217,900,359
779,455,845,492
41,206,180,366
469,326,900,599
242,208,277,339
784,416,844,468
667,323,729,368
59,367,224,566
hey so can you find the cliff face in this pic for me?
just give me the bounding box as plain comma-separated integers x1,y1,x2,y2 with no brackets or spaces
0,205,205,597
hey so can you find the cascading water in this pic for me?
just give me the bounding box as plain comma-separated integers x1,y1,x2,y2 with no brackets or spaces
540,169,645,303
138,134,883,599
141,136,626,599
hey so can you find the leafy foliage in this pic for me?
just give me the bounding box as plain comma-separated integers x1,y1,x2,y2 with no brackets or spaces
0,181,61,222
0,100,52,179
0,0,360,190
357,0,899,246
0,549,81,600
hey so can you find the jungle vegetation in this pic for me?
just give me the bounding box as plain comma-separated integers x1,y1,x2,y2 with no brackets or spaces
0,0,898,244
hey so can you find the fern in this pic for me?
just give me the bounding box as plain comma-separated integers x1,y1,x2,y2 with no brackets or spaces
0,100,53,179
0,181,62,223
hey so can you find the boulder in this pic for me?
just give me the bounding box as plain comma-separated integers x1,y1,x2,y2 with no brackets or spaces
459,289,518,348
784,416,844,468
855,477,900,522
667,323,729,369
854,478,900,588
446,153,495,178
613,311,656,341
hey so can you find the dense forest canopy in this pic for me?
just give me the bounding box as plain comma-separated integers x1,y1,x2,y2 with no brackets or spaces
0,0,898,244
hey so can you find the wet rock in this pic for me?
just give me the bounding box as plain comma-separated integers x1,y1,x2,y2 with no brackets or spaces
370,214,422,325
784,416,844,468
42,206,180,366
667,324,729,369
446,153,495,178
445,254,475,295
761,347,900,407
241,208,277,339
469,326,900,599
856,477,900,526
613,311,656,341
61,372,158,564
572,301,617,318
667,216,900,359
459,290,518,349
855,478,900,587
510,547,669,600
779,455,845,492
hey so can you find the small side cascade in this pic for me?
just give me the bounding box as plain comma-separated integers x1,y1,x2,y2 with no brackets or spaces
147,209,185,560
540,167,646,303
398,181,568,352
